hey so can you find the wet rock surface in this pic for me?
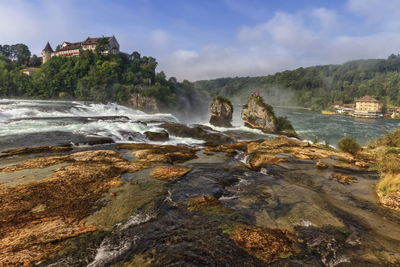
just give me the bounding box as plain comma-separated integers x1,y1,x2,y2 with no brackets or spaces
0,131,114,151
209,96,233,127
144,130,169,141
160,122,235,145
1,136,400,266
242,95,278,133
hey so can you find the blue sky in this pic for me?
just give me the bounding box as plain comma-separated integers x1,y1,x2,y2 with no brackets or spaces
1,0,400,80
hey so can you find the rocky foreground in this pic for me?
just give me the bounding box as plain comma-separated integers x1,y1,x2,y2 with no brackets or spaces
1,133,400,266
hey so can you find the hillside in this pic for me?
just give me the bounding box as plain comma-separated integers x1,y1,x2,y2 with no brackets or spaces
194,54,400,110
0,44,208,121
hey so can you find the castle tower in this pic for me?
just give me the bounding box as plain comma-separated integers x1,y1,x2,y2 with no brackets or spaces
42,42,53,64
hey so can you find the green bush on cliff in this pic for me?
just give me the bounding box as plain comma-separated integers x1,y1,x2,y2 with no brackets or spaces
338,136,361,154
276,116,295,132
213,96,233,110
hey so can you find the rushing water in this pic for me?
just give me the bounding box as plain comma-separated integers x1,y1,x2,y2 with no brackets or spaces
1,99,399,147
0,99,204,146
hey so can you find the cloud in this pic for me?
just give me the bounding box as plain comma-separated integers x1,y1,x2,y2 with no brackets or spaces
347,0,400,30
150,29,170,47
311,8,338,31
172,49,199,62
160,2,400,81
0,0,83,54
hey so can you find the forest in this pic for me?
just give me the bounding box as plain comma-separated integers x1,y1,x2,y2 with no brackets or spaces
3,42,400,113
195,54,400,110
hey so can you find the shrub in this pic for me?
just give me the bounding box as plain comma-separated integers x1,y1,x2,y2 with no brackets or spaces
369,128,400,148
377,173,400,195
276,116,294,132
338,136,361,154
376,149,400,173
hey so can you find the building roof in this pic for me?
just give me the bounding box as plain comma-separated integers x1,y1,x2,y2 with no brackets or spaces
82,36,113,45
58,42,82,51
355,95,379,103
343,104,355,108
43,42,53,52
333,101,343,105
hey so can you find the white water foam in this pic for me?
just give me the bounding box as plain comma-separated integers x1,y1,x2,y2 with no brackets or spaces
88,211,155,267
0,99,204,145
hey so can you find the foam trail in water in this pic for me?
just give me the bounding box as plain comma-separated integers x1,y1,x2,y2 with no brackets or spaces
88,211,155,267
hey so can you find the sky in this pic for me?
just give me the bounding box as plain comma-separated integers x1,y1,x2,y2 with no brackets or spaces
1,0,400,81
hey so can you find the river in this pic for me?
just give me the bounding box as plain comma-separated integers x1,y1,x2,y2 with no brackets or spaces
273,107,400,145
1,99,399,148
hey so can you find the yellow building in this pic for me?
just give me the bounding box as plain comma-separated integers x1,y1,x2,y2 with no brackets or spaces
354,96,382,118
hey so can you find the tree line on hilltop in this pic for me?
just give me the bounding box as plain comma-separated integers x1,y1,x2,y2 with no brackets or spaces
195,54,400,110
0,43,208,118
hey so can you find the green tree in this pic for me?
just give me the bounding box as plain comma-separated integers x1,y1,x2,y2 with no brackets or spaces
95,38,109,54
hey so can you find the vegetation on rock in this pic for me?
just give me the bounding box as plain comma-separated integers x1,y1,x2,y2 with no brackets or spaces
242,95,297,136
369,128,400,148
230,225,296,264
338,136,361,154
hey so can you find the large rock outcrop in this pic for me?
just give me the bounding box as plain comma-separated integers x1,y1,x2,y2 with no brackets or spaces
129,93,160,113
209,96,233,127
241,95,278,133
241,95,297,137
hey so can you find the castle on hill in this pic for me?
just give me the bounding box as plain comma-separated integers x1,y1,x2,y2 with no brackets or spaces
41,36,120,63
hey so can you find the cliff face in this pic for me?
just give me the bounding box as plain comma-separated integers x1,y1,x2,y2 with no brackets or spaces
241,96,277,133
209,97,233,127
129,93,160,113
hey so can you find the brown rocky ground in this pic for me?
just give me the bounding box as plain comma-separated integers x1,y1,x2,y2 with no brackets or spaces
150,166,191,180
0,144,72,157
331,172,358,185
230,224,296,264
118,143,198,163
0,149,152,266
1,136,399,266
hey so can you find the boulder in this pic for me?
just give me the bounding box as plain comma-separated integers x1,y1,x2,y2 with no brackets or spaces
242,95,297,137
129,93,160,113
160,123,235,145
241,95,277,133
209,96,233,127
144,130,169,141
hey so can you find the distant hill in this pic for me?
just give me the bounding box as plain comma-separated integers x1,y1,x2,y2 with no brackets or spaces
194,54,400,110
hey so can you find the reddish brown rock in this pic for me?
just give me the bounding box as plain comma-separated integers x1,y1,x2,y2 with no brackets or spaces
150,166,191,180
230,224,296,264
